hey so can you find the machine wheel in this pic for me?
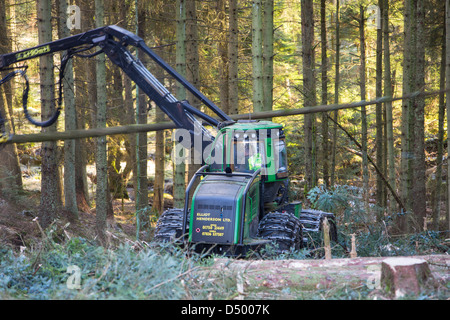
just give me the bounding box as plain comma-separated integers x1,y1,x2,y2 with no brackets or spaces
257,211,302,253
154,208,185,242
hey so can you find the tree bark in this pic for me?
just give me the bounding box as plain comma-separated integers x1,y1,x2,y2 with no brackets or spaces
413,0,426,231
359,5,369,212
186,0,201,183
376,0,384,218
381,257,432,298
174,0,187,209
320,0,329,189
433,20,446,231
446,0,450,234
58,0,78,219
136,5,149,217
263,0,274,113
217,0,229,114
37,0,60,228
228,0,239,116
301,0,316,191
383,0,396,214
331,0,340,187
95,0,108,245
0,0,22,199
401,0,416,229
252,0,264,112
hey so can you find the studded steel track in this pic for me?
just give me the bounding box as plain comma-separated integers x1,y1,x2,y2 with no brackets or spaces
257,211,303,253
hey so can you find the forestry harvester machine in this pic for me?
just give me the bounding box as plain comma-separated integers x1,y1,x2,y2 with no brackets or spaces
0,25,337,256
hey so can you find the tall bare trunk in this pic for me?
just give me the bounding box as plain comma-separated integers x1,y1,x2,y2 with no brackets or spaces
37,0,60,228
252,0,264,112
174,0,187,208
383,0,396,214
359,5,369,212
186,0,200,183
446,0,450,234
375,0,384,220
263,0,274,113
413,0,426,231
0,0,22,199
218,0,229,114
331,0,340,187
320,0,329,188
95,0,108,244
433,23,446,231
301,0,316,191
58,0,78,219
228,0,239,115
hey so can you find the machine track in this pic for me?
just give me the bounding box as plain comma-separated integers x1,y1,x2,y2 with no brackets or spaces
153,208,184,242
257,211,302,253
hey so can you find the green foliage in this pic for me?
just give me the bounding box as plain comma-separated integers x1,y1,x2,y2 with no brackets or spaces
0,237,196,299
305,184,449,258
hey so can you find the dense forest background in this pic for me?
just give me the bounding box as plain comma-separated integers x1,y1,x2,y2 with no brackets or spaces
0,0,449,246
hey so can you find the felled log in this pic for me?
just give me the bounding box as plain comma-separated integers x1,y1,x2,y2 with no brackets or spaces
381,257,433,298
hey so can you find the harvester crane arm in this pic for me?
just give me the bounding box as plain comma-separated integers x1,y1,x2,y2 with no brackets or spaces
0,25,233,150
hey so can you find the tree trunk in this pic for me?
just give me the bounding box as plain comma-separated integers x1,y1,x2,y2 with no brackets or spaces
381,257,432,298
252,0,264,113
136,5,149,216
58,0,78,219
331,0,340,187
0,0,22,199
95,0,108,245
383,0,396,214
228,0,239,115
73,0,94,213
174,0,187,209
401,0,417,231
217,0,229,114
186,0,201,183
375,0,384,219
433,23,446,231
263,0,274,113
413,0,426,231
153,31,166,215
359,5,370,212
446,0,450,234
301,0,316,191
320,0,329,189
37,0,60,228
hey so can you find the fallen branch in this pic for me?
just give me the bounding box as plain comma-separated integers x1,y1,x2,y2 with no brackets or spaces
2,89,448,145
327,114,406,212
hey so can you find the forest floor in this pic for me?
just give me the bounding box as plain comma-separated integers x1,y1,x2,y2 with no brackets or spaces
1,191,449,300
0,171,449,300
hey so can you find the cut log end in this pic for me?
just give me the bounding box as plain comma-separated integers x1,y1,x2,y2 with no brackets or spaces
381,257,433,298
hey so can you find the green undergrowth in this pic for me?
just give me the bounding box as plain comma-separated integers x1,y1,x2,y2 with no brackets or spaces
0,236,232,300
0,184,448,300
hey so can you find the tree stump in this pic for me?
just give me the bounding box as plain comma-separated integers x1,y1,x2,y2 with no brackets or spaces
381,257,433,298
